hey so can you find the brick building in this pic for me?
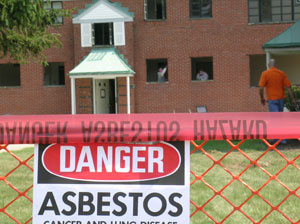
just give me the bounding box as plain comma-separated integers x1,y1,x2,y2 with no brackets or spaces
1,0,300,115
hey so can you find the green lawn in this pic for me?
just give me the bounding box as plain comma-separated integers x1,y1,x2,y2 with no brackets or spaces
1,140,300,224
190,139,300,223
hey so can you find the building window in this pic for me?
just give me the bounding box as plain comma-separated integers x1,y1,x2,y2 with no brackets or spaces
191,57,213,81
0,64,20,87
249,0,300,23
44,62,65,86
44,1,63,24
145,0,167,20
190,0,212,19
93,23,114,46
146,59,168,83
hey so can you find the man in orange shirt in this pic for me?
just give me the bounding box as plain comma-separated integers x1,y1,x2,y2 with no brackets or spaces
259,58,296,144
259,59,296,111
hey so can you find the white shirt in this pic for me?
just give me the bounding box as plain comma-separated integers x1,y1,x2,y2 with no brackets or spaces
196,71,208,81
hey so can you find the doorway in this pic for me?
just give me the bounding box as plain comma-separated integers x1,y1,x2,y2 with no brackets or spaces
94,79,116,114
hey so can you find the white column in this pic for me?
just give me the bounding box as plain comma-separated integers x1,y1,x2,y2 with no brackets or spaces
71,77,76,114
266,51,271,69
126,76,131,114
93,78,96,114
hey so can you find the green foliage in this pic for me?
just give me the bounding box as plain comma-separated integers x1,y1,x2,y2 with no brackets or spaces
285,85,300,111
0,0,71,64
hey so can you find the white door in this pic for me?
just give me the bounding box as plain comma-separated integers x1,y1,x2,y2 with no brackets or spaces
95,79,110,114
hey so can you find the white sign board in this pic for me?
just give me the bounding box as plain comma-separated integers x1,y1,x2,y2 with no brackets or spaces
33,141,190,224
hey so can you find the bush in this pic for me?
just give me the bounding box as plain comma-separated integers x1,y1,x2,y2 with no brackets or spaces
285,85,300,111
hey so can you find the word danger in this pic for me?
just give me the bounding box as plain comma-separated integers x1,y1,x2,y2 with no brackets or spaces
60,146,163,173
42,143,180,181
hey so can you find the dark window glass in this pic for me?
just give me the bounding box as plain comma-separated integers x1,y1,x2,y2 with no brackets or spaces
145,0,167,20
248,0,300,23
44,62,65,86
0,64,20,87
190,0,212,18
94,23,114,46
146,59,168,83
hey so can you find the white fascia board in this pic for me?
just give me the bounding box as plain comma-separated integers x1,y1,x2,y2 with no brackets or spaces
69,74,134,79
72,0,133,24
73,18,133,24
265,47,300,55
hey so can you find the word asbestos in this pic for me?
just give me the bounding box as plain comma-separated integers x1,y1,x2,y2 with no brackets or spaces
0,119,267,143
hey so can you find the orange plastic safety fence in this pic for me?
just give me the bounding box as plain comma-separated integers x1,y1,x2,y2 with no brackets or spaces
0,144,33,224
190,139,300,224
2,140,300,224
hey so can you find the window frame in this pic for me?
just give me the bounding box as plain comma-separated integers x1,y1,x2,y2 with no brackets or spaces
190,0,212,19
144,0,167,21
191,57,213,82
93,23,114,46
146,59,168,83
0,64,21,88
248,0,300,24
44,1,63,25
43,62,65,86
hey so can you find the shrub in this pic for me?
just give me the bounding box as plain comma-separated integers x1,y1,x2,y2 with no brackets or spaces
285,85,300,111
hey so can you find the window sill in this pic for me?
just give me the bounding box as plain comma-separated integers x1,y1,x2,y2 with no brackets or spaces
190,17,212,20
248,20,295,26
0,86,21,88
191,80,213,82
146,81,169,84
144,19,167,22
43,85,65,87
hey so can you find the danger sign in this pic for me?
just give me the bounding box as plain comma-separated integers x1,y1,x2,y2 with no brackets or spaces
33,141,190,224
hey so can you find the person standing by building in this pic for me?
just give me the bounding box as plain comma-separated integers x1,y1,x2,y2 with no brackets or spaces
259,58,297,143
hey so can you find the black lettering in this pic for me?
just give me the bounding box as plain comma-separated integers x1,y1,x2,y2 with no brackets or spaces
94,121,105,142
0,123,3,143
81,121,93,142
107,121,118,142
38,192,60,215
45,121,55,144
206,120,217,140
229,120,241,140
19,122,30,143
131,121,142,142
147,121,152,141
243,120,254,139
194,120,204,140
157,121,167,141
120,121,130,142
57,122,68,143
112,192,127,216
256,120,267,139
97,192,110,216
129,193,143,216
169,121,180,141
62,191,76,216
6,121,17,144
78,192,95,215
32,122,43,144
219,120,228,139
168,193,183,217
144,193,167,216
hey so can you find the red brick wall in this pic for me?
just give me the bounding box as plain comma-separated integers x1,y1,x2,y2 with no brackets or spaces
0,0,295,115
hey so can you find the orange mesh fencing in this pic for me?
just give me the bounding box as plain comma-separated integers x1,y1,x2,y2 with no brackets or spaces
2,140,300,223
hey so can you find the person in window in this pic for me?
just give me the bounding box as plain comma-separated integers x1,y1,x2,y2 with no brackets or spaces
157,66,167,82
196,69,208,81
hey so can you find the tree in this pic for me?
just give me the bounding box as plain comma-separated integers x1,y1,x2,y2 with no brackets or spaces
0,0,71,64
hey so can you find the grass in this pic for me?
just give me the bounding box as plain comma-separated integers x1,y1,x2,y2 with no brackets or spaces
190,139,300,223
1,140,300,224
0,147,34,224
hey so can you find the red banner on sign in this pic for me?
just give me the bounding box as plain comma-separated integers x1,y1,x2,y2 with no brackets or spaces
0,112,299,144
